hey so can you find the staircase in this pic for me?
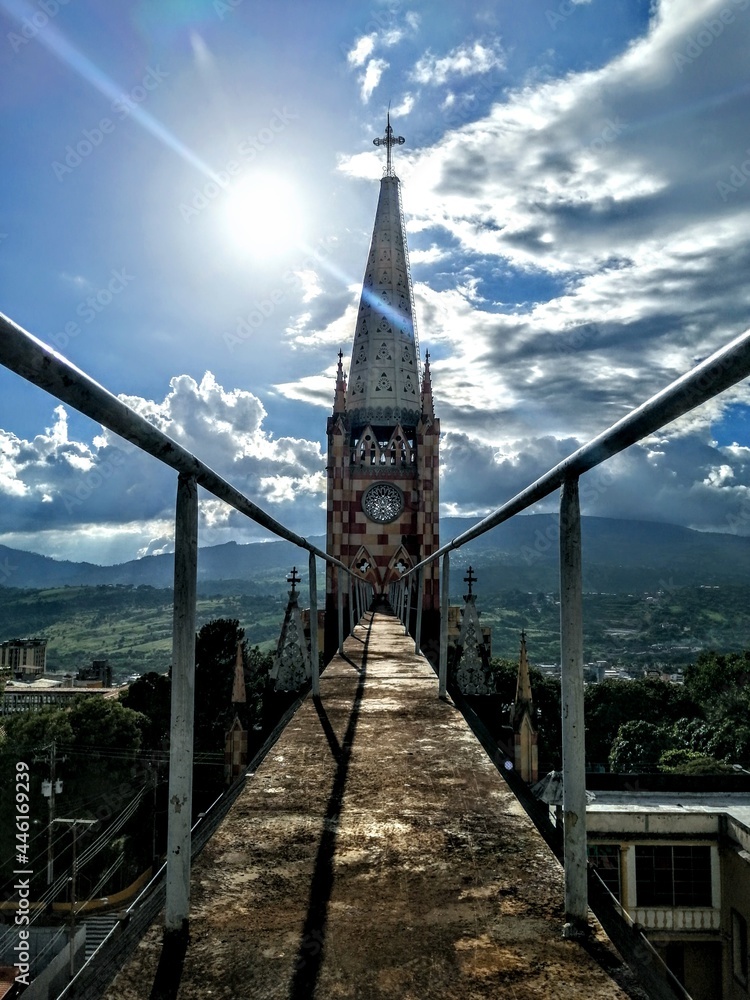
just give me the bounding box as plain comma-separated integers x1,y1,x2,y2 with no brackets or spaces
84,915,118,961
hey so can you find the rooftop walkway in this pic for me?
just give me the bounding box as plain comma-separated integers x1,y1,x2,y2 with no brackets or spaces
104,612,632,1000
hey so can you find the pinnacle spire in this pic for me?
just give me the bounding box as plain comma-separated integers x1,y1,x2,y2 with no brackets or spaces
333,349,347,414
421,350,435,419
231,641,246,705
515,629,534,713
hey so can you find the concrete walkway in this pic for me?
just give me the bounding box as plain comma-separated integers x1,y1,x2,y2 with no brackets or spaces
105,612,631,1000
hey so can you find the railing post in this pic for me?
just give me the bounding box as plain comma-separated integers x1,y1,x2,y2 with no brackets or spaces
165,473,198,934
414,567,424,654
439,552,450,698
404,575,412,636
337,566,345,654
559,476,588,938
309,552,319,696
348,571,354,633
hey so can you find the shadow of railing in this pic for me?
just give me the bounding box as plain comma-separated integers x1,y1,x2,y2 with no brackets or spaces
288,613,372,1000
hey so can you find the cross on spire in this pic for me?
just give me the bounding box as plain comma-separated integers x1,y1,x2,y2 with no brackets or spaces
373,109,405,177
463,565,477,597
287,566,301,593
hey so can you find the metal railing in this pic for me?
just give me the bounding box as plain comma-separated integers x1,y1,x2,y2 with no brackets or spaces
389,324,750,937
4,308,750,961
0,311,372,939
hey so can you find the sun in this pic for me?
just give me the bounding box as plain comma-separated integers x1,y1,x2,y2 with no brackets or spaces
222,172,305,257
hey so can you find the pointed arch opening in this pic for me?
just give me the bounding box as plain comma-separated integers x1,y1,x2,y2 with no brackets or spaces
383,545,414,589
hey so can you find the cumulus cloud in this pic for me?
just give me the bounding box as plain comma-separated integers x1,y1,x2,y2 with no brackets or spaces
411,39,506,86
346,10,420,102
0,375,326,564
359,58,389,103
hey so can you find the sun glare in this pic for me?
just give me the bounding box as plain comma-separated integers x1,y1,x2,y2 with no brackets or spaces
223,173,305,257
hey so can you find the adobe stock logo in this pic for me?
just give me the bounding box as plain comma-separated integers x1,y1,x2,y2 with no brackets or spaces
7,0,70,53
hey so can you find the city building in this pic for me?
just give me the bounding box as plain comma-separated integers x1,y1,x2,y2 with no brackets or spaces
0,637,47,678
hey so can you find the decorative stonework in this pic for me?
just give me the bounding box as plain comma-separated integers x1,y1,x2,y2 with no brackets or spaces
362,482,404,523
271,569,311,692
454,568,492,695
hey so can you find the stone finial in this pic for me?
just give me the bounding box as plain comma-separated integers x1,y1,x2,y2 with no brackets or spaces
513,630,538,782
333,350,347,415
421,350,435,420
515,629,533,710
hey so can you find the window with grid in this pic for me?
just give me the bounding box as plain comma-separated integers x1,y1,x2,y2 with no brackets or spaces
733,909,748,986
635,845,711,907
588,844,621,901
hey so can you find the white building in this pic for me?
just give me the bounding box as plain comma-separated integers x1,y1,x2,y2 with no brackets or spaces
587,792,750,1000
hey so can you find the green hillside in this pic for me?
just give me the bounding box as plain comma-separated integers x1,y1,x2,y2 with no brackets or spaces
0,585,286,679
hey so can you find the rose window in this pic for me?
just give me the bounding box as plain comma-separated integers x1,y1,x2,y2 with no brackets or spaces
361,483,404,523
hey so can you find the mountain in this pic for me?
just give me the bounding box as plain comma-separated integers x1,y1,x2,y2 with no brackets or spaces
1,516,749,594
0,537,326,592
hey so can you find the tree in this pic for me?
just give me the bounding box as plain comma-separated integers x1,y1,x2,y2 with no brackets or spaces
684,649,750,708
585,678,700,768
194,618,247,750
67,696,145,754
658,748,733,775
120,672,171,750
609,720,668,773
1,706,74,750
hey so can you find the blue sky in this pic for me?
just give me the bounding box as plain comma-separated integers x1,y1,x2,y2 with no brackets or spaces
2,0,750,565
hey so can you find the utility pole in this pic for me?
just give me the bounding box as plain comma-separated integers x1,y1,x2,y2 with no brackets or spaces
35,740,65,885
53,818,97,979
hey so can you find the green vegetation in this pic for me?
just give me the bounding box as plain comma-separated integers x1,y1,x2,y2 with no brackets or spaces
0,618,280,906
0,585,286,680
3,582,750,686
478,585,750,666
596,650,750,772
0,697,150,900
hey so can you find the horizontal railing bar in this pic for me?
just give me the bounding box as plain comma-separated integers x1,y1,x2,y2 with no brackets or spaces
0,312,353,575
408,325,750,576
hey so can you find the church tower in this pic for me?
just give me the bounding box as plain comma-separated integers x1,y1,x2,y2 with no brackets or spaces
325,115,440,658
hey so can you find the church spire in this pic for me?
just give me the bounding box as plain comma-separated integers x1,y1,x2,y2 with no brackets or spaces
346,114,420,429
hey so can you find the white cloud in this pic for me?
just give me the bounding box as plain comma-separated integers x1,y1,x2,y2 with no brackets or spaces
390,93,415,117
0,374,327,563
411,39,505,86
359,58,389,103
347,34,376,67
324,0,750,534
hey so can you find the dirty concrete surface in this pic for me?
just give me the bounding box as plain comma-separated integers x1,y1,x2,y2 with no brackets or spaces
104,612,634,999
